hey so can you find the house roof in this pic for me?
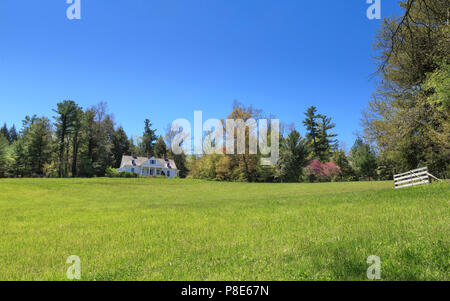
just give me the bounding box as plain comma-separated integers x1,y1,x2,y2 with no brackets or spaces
120,155,178,170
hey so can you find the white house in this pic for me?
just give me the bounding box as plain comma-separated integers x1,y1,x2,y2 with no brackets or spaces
117,155,178,178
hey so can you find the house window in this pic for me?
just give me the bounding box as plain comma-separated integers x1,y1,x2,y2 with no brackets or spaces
167,171,170,177
150,160,156,164
131,168,135,173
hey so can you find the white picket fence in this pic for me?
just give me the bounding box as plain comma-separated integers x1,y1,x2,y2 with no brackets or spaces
394,166,440,189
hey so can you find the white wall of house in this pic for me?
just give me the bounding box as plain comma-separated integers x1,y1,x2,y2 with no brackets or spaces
117,158,178,178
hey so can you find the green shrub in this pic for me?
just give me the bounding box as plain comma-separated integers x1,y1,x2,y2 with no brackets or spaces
105,167,120,178
43,162,59,178
119,171,139,178
104,167,138,178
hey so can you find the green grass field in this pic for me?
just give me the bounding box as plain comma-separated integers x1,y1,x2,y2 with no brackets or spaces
0,178,448,281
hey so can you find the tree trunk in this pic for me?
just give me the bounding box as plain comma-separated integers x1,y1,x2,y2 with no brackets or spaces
72,132,79,177
58,116,67,178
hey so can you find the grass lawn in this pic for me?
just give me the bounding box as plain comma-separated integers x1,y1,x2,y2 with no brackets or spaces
0,178,448,281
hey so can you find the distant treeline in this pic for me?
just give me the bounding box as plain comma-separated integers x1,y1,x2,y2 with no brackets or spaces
0,98,379,182
187,102,380,183
0,101,188,179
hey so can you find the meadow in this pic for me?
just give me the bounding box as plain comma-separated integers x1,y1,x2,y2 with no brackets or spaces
0,178,448,281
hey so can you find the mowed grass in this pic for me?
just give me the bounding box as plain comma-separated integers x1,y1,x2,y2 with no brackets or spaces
0,178,448,281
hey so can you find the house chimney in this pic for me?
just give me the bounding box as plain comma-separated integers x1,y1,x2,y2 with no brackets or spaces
147,153,151,159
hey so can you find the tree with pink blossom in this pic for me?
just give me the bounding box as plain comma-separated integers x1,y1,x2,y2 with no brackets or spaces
305,160,342,182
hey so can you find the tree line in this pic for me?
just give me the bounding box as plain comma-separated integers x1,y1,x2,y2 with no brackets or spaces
0,99,379,182
187,101,378,183
0,101,188,178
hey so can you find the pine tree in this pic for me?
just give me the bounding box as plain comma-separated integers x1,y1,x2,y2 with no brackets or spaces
71,107,84,177
276,130,309,182
154,136,167,158
332,149,354,181
303,106,320,159
53,100,80,177
139,119,157,156
10,138,29,177
317,114,338,162
88,104,115,176
26,117,53,175
1,123,9,142
8,125,18,143
0,134,9,176
112,126,130,168
351,138,378,181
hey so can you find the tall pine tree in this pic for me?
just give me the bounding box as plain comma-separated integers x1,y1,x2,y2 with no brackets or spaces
139,119,157,156
154,136,167,158
317,114,338,162
112,126,130,167
303,106,320,159
53,100,80,177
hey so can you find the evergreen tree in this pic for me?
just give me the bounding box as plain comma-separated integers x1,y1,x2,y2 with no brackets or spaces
332,149,354,181
79,109,96,177
154,136,167,158
26,117,53,175
303,106,320,158
8,125,18,143
139,119,157,156
317,114,338,162
91,104,115,176
1,123,9,142
276,130,309,182
111,126,130,168
53,100,80,177
171,151,189,178
0,134,9,176
10,138,29,177
128,137,139,157
351,138,378,181
71,107,84,177
76,102,115,177
9,116,53,177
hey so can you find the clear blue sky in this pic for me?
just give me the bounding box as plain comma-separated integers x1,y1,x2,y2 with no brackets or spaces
0,0,402,148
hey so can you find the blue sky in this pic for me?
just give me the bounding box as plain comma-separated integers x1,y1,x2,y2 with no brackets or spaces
0,0,402,148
